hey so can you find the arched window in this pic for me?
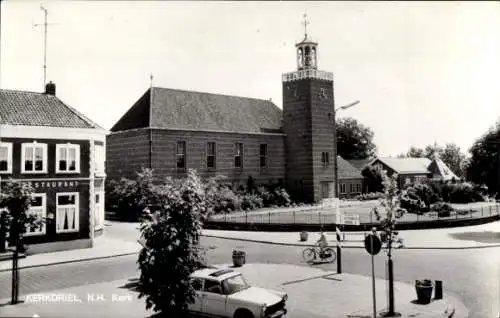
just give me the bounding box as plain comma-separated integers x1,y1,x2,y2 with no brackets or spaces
297,47,303,68
304,46,311,67
311,47,317,67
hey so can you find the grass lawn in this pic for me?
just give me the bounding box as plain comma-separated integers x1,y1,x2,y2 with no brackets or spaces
208,201,500,225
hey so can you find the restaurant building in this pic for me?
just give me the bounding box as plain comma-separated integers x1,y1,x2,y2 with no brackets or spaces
0,82,107,253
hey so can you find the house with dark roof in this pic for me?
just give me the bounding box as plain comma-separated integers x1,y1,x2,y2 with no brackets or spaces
367,156,459,188
108,29,342,202
0,82,107,253
337,156,364,197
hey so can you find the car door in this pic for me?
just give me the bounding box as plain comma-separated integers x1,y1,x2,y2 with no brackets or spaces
187,278,203,314
201,279,228,317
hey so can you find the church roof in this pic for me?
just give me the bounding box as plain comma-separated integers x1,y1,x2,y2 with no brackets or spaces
110,87,283,134
0,89,103,129
338,156,364,179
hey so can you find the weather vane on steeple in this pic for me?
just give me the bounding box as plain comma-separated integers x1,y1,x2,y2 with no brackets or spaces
302,12,310,39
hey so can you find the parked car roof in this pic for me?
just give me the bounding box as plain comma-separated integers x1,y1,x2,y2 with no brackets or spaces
191,267,240,282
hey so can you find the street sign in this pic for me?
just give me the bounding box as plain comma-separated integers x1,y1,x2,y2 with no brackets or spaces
342,213,360,225
364,234,382,255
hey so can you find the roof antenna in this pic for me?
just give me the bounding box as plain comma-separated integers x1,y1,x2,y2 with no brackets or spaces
150,73,154,88
34,5,57,90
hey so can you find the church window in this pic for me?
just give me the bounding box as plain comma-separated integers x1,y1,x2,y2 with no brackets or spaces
260,144,268,168
321,152,330,166
177,141,186,169
207,142,216,169
234,143,243,168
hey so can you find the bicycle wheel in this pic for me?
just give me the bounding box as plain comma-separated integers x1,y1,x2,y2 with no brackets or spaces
323,247,337,263
302,248,316,263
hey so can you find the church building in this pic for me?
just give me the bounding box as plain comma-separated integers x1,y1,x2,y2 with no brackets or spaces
107,26,338,203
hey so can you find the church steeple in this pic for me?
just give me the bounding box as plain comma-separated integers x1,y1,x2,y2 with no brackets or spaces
296,13,318,70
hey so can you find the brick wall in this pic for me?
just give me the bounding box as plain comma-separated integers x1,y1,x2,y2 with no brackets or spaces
106,128,151,180
310,79,336,202
282,80,314,201
150,129,285,185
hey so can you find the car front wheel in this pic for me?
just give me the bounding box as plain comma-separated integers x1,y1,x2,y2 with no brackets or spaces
233,308,254,318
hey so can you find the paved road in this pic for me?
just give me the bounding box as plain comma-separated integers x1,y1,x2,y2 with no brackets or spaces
0,237,498,318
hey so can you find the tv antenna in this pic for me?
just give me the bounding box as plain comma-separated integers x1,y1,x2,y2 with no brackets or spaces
33,5,57,88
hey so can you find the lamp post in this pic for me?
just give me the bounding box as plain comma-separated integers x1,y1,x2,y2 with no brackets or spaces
333,100,359,274
333,100,360,197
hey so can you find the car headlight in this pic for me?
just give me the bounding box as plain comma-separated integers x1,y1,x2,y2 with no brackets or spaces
261,304,267,316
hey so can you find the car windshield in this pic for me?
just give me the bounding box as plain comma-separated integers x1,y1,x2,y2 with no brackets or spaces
223,274,250,294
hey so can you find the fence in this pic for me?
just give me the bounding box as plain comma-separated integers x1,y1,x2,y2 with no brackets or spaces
207,204,500,227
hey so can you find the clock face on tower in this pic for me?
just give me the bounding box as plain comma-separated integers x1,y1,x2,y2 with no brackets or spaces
318,88,328,101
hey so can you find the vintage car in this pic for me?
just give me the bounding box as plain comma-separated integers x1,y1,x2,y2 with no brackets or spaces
188,267,288,318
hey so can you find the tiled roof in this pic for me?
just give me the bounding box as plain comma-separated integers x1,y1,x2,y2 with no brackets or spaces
428,158,459,181
110,87,283,133
347,158,374,172
0,89,101,129
338,156,363,179
375,157,431,174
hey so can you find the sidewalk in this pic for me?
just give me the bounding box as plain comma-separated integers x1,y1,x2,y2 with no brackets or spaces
201,220,500,249
0,232,141,272
0,263,468,318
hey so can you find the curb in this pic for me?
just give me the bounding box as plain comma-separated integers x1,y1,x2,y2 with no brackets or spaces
201,234,500,250
0,251,138,273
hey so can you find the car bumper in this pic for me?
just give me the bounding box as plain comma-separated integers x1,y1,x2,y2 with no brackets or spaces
265,308,287,318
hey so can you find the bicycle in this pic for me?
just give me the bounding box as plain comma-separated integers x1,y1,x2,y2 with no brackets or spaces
302,246,336,263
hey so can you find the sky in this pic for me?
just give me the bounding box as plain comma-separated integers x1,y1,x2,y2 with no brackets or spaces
1,1,499,157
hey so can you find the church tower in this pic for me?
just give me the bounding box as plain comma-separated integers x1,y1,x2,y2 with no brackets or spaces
282,14,336,203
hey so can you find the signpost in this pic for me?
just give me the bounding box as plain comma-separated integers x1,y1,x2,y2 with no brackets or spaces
334,198,342,274
364,228,382,318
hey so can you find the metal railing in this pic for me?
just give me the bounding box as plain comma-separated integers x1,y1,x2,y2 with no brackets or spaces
207,204,500,226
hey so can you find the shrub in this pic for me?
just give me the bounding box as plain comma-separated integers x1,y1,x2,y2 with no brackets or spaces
352,192,385,201
240,193,264,210
137,169,208,316
430,202,454,212
405,183,440,206
207,185,240,214
105,169,160,221
442,182,486,203
400,195,426,214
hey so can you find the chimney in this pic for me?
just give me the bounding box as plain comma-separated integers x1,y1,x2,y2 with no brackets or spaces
45,81,56,95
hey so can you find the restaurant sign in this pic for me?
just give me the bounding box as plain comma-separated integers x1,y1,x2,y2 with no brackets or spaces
21,180,82,189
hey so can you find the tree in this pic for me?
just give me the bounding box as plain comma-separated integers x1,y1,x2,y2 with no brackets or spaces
137,169,209,317
405,146,425,158
362,165,385,193
0,180,40,304
336,117,377,160
440,143,467,178
372,171,406,317
467,120,500,196
423,143,443,159
0,180,40,252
